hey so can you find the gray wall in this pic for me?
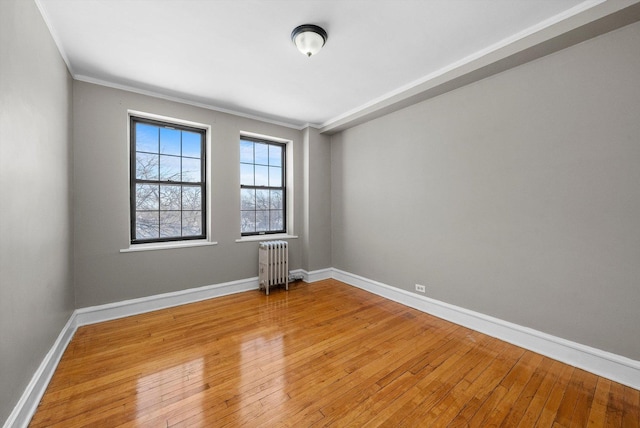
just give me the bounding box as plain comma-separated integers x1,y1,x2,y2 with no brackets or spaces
331,22,640,360
0,0,74,424
2,1,639,423
73,82,304,307
301,127,332,272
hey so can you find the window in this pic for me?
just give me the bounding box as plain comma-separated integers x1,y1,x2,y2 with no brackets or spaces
130,116,206,244
240,136,286,235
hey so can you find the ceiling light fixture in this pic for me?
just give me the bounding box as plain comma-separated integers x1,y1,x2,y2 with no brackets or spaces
291,24,328,57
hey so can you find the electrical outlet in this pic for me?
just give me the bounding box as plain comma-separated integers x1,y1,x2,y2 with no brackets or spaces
415,284,426,293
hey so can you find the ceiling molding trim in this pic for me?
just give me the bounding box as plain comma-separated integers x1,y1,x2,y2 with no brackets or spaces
302,123,323,130
319,0,639,135
34,0,74,75
321,0,603,129
73,75,308,131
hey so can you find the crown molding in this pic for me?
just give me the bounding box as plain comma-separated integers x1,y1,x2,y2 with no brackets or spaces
319,0,640,134
34,0,640,137
34,0,74,75
74,75,309,131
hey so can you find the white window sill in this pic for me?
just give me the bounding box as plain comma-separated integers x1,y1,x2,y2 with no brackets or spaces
120,240,218,253
235,234,298,243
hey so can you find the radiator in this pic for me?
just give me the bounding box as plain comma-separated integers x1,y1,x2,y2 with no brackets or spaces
259,240,289,295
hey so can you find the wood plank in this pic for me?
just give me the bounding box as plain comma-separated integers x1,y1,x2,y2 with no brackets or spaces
604,381,627,427
516,359,564,427
569,369,598,427
621,385,640,428
533,363,575,426
552,366,585,426
587,377,613,428
28,279,639,427
448,342,525,426
476,351,545,426
499,356,555,427
401,336,508,426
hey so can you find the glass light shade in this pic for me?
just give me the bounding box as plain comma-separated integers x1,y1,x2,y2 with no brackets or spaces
291,25,327,57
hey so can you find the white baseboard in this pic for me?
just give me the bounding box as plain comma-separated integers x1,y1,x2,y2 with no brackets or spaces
7,269,640,428
74,277,259,326
332,268,640,390
4,277,259,428
297,267,332,283
3,315,77,428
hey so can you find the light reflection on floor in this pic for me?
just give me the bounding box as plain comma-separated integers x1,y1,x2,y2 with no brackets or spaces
136,357,204,423
239,292,289,421
133,289,293,424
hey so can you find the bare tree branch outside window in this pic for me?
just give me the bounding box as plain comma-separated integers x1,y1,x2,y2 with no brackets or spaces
130,117,206,243
240,137,285,235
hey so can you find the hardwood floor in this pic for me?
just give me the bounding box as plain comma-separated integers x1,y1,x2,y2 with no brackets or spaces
30,279,639,427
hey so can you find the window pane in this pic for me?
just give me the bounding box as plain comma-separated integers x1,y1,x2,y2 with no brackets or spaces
254,143,268,165
269,166,282,187
132,117,206,244
269,190,282,209
241,211,255,233
256,210,268,232
255,165,269,186
160,185,181,210
239,138,286,236
159,211,181,238
270,210,283,231
136,152,159,180
160,127,181,155
182,157,201,183
136,211,159,239
159,155,181,181
136,123,159,153
182,131,201,158
256,189,269,210
136,184,159,210
240,163,254,186
182,186,201,211
182,211,202,236
269,144,282,167
241,189,255,210
240,140,254,163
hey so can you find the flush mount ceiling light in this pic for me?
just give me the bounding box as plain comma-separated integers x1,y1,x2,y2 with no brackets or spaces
291,24,328,57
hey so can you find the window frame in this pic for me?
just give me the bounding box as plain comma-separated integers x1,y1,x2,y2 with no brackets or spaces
129,115,207,245
240,136,287,236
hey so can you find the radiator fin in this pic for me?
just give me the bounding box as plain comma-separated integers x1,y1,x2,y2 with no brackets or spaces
259,240,289,295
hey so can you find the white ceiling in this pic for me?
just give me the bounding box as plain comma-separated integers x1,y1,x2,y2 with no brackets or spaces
37,0,599,129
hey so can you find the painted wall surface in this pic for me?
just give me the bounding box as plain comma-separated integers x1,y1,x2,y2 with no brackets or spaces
301,127,332,272
73,82,303,307
0,0,75,424
331,22,640,360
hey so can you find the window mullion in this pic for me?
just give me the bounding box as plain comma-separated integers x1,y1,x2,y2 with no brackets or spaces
240,137,286,236
131,115,206,244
